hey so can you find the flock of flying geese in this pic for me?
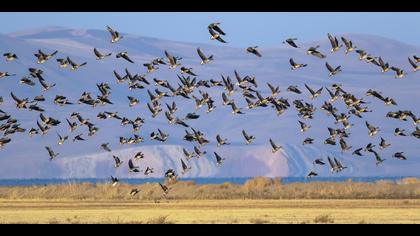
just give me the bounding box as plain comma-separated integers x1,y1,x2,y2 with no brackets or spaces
1,23,420,195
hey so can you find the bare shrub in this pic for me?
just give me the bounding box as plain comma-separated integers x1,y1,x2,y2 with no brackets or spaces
313,214,334,224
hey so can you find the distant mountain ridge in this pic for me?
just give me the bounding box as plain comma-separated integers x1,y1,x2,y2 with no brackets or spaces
0,27,419,178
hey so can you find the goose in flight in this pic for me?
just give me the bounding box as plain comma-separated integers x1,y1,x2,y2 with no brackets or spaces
56,58,69,68
67,57,87,70
390,66,406,79
313,158,325,166
412,127,420,139
208,27,227,43
197,48,214,65
45,146,59,161
181,159,191,174
3,52,18,61
379,137,391,150
355,50,368,61
159,183,169,195
66,118,77,132
127,96,139,107
287,85,302,94
20,77,35,86
326,62,342,77
116,52,134,64
37,121,49,135
214,152,226,166
57,132,68,145
10,92,28,109
378,57,390,73
94,48,112,60
364,143,376,153
307,171,318,178
327,33,342,52
208,23,226,35
365,121,380,137
111,176,119,187
128,159,140,172
73,134,86,142
305,84,323,100
144,167,154,176
165,51,181,69
28,128,39,137
34,49,58,64
283,38,299,48
144,63,158,73
194,146,206,158
325,88,339,102
166,102,177,114
408,57,419,72
130,189,140,197
352,148,364,157
230,101,244,115
0,138,11,148
269,138,282,153
134,152,145,161
106,25,123,43
242,130,255,145
147,103,162,118
289,58,307,70
306,46,326,59
267,83,280,97
101,143,112,152
0,72,16,79
216,134,230,147
341,37,356,54
185,113,200,120
246,46,262,57
181,67,198,76
324,137,336,146
373,151,386,166
330,157,347,173
165,169,177,181
183,148,195,161
298,120,311,133
394,128,407,137
112,155,123,168
54,95,72,106
39,78,56,91
393,152,407,160
303,137,314,145
339,138,352,153
327,156,339,173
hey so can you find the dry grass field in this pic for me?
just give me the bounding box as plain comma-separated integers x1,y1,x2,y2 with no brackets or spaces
0,199,419,224
0,177,420,224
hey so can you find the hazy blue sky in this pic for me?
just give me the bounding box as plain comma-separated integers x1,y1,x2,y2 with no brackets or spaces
0,12,419,47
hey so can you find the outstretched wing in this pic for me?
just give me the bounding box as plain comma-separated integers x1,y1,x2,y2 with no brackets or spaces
212,25,226,35
94,48,103,58
10,92,22,103
304,84,315,95
197,48,207,61
326,62,334,72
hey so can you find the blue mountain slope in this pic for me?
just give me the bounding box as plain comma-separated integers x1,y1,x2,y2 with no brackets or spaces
0,27,419,178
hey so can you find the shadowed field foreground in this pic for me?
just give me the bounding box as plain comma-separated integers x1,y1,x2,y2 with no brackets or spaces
1,177,420,224
0,199,419,224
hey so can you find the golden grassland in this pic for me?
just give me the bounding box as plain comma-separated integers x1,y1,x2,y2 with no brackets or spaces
0,177,420,224
0,199,419,224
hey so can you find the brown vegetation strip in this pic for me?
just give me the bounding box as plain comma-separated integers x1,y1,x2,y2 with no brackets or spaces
1,177,420,201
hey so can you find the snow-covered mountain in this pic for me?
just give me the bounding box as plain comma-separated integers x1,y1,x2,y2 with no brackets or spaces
0,27,419,178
